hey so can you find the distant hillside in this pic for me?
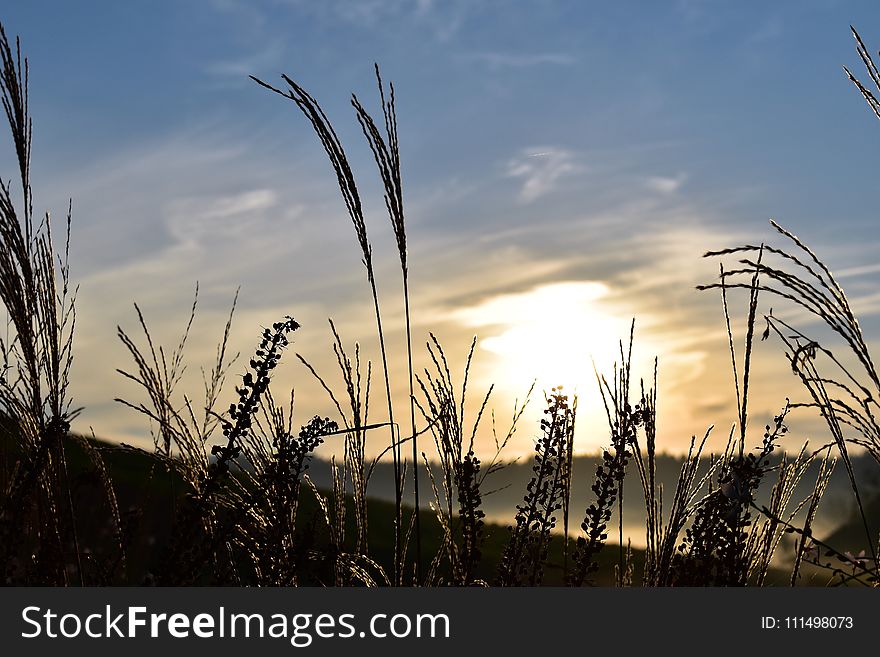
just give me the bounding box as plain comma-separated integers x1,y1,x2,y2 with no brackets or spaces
304,450,880,550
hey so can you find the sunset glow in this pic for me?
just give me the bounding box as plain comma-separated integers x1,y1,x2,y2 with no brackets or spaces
454,281,644,395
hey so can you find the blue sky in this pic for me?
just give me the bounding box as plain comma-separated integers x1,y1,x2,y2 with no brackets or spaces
3,0,880,456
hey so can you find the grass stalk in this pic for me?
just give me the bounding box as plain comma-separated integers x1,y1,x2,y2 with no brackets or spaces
252,71,405,584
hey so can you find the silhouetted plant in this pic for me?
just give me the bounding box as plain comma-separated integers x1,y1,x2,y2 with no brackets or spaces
640,427,716,587
415,336,527,585
251,70,408,584
206,317,301,497
671,406,789,585
240,405,337,585
118,311,302,584
845,26,880,120
297,321,377,557
0,21,81,585
772,510,878,586
568,347,635,587
351,67,422,579
697,230,849,586
701,221,879,574
497,388,575,586
566,444,627,585
789,450,836,585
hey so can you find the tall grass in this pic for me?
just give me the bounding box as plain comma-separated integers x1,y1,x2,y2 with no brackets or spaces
700,220,880,581
251,69,415,584
0,22,81,584
351,69,423,579
296,321,373,558
414,335,533,585
675,28,880,582
294,321,395,586
845,26,880,121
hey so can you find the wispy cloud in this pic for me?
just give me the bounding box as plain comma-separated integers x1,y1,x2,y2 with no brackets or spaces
272,0,469,40
837,263,880,279
206,40,286,78
505,147,583,203
645,173,687,195
165,189,280,247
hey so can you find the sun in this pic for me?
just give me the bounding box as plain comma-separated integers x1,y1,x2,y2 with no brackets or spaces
453,281,639,395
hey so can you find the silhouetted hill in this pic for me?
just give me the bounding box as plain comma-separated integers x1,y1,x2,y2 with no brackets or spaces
3,431,640,585
303,451,880,548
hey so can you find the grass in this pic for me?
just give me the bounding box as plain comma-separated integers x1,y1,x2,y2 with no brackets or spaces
0,21,78,585
1,17,879,587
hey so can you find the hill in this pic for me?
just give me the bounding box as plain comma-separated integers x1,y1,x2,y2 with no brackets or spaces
4,431,643,585
303,451,879,551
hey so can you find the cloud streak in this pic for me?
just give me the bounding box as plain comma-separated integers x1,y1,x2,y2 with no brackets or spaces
645,173,687,195
505,147,583,203
206,40,286,79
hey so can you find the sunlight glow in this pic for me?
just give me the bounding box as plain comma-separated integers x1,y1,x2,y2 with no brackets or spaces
453,281,644,395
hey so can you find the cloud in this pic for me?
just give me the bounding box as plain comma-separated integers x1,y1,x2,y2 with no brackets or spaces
165,189,280,247
505,147,583,203
206,40,286,79
645,173,687,195
270,0,469,41
837,263,880,280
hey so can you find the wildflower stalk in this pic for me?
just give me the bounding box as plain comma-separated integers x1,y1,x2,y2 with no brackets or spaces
497,389,574,586
151,317,300,584
569,326,637,587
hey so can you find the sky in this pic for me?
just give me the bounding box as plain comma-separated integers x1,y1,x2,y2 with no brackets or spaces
2,0,880,459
